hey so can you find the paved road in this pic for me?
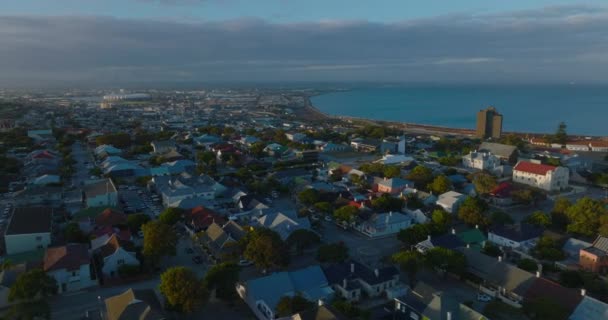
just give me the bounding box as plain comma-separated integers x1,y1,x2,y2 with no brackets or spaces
71,141,95,187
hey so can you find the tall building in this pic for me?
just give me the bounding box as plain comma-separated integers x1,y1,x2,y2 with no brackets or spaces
476,106,503,139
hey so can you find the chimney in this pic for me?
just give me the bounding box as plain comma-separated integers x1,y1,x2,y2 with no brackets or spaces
350,263,355,273
451,228,456,235
446,311,452,320
427,235,431,241
343,278,347,288
374,269,379,277
318,299,324,306
466,243,470,249
475,224,479,229
498,256,502,262
581,289,586,296
536,271,541,278
384,177,387,181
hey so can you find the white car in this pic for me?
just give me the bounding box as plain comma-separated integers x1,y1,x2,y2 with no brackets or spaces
238,259,253,267
324,215,332,222
477,293,492,302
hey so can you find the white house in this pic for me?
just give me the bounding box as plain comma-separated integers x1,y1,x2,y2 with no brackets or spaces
565,142,590,152
462,151,500,171
590,141,608,152
92,234,140,278
354,212,413,238
512,161,569,191
435,191,467,214
488,224,543,251
43,244,97,293
84,179,118,207
4,207,53,255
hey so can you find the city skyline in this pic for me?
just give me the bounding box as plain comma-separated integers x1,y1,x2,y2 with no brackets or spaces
1,2,608,86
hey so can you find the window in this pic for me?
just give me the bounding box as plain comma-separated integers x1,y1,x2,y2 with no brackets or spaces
117,259,125,265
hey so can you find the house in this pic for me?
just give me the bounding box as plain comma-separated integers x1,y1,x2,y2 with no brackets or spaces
565,141,590,152
415,233,465,253
94,145,122,158
435,191,466,214
264,143,289,157
202,221,246,261
84,179,118,208
569,295,608,320
557,238,592,270
377,154,414,165
524,277,583,316
150,140,176,154
92,234,139,278
152,173,226,207
377,178,412,194
184,206,226,232
589,141,608,152
251,211,311,240
239,135,260,147
478,142,518,164
194,134,222,147
4,207,53,255
456,228,487,251
105,288,165,320
0,263,26,309
458,248,537,307
286,132,307,142
512,161,569,192
579,236,608,274
350,138,380,152
278,305,347,320
236,265,334,320
488,223,543,251
321,143,350,153
101,156,145,178
95,208,127,228
462,151,500,171
354,212,413,238
43,243,97,293
27,129,54,142
13,186,63,206
322,260,401,302
394,281,490,320
32,174,61,186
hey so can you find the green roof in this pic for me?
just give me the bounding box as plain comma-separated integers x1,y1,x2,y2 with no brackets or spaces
457,229,486,251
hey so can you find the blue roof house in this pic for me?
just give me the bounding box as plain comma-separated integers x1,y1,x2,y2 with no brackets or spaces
237,265,334,319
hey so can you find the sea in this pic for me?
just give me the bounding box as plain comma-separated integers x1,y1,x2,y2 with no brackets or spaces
310,85,608,136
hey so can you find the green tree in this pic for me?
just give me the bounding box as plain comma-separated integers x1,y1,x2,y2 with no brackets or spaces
286,229,321,254
204,263,240,301
298,189,320,206
532,236,565,261
158,207,183,225
371,194,404,212
407,165,434,189
64,222,88,243
313,202,333,215
511,189,537,205
397,223,433,246
471,172,497,195
317,243,349,263
457,197,489,226
526,211,551,227
383,166,402,179
142,221,178,267
159,267,208,313
424,247,467,276
517,259,538,272
244,228,289,269
127,213,151,232
431,209,451,232
331,299,370,320
489,211,514,225
552,121,568,145
551,197,571,230
392,251,424,286
9,269,57,302
427,175,452,194
333,205,359,223
276,295,314,317
566,197,606,237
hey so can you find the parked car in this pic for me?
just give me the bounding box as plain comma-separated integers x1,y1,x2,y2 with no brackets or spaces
477,293,492,302
238,259,253,267
324,215,332,222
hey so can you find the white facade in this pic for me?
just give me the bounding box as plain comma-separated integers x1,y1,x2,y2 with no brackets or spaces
86,192,118,208
48,264,97,294
566,143,590,151
436,191,466,214
4,232,51,255
102,247,140,277
590,142,608,152
354,212,413,238
462,151,500,171
488,232,538,250
512,162,569,191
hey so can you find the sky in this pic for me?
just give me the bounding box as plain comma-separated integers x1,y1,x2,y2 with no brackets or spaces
1,0,608,86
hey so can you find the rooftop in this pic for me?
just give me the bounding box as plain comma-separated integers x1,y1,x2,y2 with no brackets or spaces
5,207,53,235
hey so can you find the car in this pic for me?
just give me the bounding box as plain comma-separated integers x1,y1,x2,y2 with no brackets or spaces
192,256,203,264
310,214,320,221
324,215,332,222
477,293,492,302
238,259,253,267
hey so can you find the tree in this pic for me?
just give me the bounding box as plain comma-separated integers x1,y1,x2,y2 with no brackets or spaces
331,299,370,319
317,243,349,263
371,194,404,212
313,202,333,215
158,207,183,225
427,175,452,195
532,236,565,261
431,209,451,233
333,205,359,223
424,247,467,276
286,229,321,254
64,222,88,243
517,259,538,272
482,243,502,258
566,197,607,237
524,297,570,320
458,197,489,226
276,295,314,317
127,213,151,232
142,221,178,267
511,189,536,205
95,132,131,148
383,166,402,179
551,197,571,230
244,228,289,269
471,172,497,195
159,267,208,313
298,189,320,206
489,210,514,225
392,251,424,286
9,269,57,302
397,223,433,246
407,165,433,189
526,211,551,227
552,122,568,145
204,263,240,301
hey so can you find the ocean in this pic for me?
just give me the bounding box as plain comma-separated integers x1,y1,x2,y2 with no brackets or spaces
310,85,608,136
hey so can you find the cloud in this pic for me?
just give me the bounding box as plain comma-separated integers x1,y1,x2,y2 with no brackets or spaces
0,5,608,86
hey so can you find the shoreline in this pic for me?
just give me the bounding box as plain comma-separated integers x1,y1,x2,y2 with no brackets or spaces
303,96,607,139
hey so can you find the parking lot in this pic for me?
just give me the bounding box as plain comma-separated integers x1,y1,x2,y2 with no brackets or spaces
118,185,162,218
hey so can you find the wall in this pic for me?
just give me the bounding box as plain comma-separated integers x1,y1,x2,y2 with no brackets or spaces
4,232,51,255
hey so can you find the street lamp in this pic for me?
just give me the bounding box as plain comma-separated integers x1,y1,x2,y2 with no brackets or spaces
98,295,103,320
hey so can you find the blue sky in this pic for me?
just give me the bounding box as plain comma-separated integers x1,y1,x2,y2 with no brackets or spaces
4,0,605,22
1,1,608,86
